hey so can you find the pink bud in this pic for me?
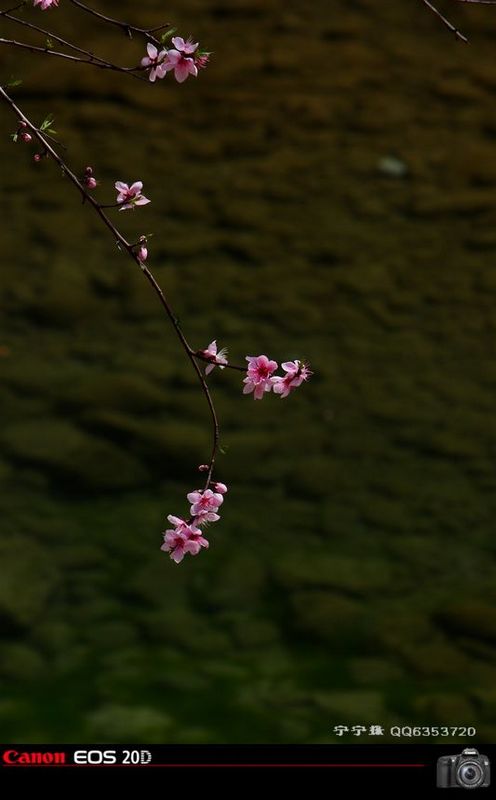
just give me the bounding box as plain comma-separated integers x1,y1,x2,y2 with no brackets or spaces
138,245,148,263
20,132,32,143
84,166,93,176
213,482,228,494
19,120,27,128
198,464,209,472
196,53,210,69
86,176,97,189
33,153,42,162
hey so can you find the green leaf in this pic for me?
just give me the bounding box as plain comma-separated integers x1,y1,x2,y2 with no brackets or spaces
45,37,54,50
10,133,18,143
40,114,55,132
6,77,22,88
160,27,176,44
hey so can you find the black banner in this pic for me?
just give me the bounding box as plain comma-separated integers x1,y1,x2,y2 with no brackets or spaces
1,743,495,789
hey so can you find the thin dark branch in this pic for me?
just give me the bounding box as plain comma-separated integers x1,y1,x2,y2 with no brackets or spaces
421,0,468,41
69,0,169,46
0,85,223,489
194,352,247,372
0,8,110,63
0,37,147,81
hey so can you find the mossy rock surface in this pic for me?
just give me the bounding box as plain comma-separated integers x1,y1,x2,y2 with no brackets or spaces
0,0,496,744
275,553,393,593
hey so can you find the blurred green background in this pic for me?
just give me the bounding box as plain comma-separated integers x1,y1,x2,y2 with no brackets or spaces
0,0,496,744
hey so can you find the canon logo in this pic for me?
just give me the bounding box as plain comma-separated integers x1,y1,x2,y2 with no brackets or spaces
2,750,66,765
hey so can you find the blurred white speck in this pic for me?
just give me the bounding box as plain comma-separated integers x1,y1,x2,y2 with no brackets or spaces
377,155,409,179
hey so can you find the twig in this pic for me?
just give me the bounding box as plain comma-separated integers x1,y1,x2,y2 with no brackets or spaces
0,84,224,488
421,0,468,42
0,37,147,81
0,8,110,63
69,0,169,46
420,0,496,41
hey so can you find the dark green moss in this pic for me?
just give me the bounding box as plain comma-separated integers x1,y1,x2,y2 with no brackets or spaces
0,0,495,744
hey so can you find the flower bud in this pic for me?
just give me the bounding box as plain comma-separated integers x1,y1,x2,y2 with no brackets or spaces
20,132,32,143
138,245,148,263
86,176,97,189
198,464,209,472
33,153,42,162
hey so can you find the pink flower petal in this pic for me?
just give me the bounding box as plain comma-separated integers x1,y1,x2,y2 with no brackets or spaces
281,361,298,373
187,491,202,504
174,61,192,83
155,63,168,79
167,515,184,526
166,50,181,65
171,547,185,563
184,539,201,556
171,36,186,51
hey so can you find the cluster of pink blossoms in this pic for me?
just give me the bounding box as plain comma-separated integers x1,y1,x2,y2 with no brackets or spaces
161,481,227,563
33,0,58,9
141,37,209,84
198,342,312,400
244,356,312,400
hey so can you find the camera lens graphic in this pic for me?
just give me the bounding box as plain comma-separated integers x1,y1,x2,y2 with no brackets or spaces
457,760,484,789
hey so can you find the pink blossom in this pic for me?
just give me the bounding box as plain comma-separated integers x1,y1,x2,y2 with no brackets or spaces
161,530,189,563
271,360,313,398
185,528,209,554
243,355,278,400
195,510,220,526
187,488,223,517
33,0,59,9
161,515,208,563
115,181,150,211
171,36,199,55
213,482,228,494
141,43,167,83
201,340,228,375
162,49,198,83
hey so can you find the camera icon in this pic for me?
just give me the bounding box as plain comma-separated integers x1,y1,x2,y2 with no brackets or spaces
437,748,490,790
